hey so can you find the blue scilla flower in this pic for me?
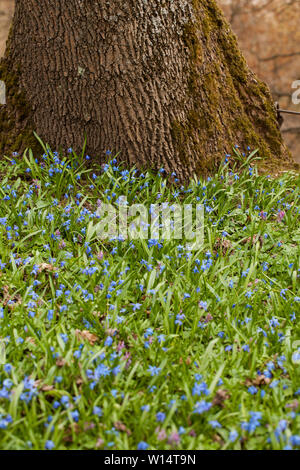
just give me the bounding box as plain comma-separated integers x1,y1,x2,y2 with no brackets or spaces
192,382,209,397
46,213,54,222
71,410,80,422
93,406,103,417
290,435,300,446
0,415,12,429
144,328,153,339
209,420,222,429
131,303,142,312
61,395,70,407
275,420,288,441
141,404,150,412
229,430,239,442
156,412,166,422
104,336,113,347
199,300,208,311
194,400,212,414
3,364,12,374
175,313,185,325
148,366,161,376
94,364,111,380
60,333,68,343
45,440,55,450
241,412,262,433
137,441,148,450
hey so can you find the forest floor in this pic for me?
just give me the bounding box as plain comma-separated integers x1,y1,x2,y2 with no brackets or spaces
0,142,299,450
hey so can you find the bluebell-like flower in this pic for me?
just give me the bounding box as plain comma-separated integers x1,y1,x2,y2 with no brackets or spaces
148,365,161,376
193,400,212,414
156,412,166,422
137,441,148,450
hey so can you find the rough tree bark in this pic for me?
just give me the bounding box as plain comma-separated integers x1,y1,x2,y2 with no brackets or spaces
0,0,296,180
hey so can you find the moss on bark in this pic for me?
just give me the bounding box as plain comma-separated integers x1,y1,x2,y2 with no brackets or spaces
171,0,296,176
0,0,297,177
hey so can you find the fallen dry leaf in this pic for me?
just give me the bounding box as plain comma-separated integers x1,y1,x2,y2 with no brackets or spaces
75,329,99,345
34,380,55,392
76,376,83,386
106,328,117,336
214,238,233,255
40,384,55,392
63,423,81,442
212,389,230,407
84,422,96,431
38,263,57,273
212,434,224,446
245,375,271,387
286,400,299,411
25,337,36,345
114,421,132,436
2,285,22,309
56,358,66,367
243,234,263,247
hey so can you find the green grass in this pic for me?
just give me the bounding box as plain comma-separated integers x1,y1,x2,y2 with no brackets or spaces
0,141,299,450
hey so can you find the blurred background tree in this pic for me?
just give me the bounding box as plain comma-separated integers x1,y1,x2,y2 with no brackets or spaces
0,0,299,162
0,0,14,57
219,0,300,162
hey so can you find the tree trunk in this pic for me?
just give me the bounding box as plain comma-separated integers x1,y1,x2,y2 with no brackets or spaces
0,0,295,180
